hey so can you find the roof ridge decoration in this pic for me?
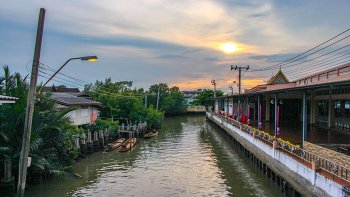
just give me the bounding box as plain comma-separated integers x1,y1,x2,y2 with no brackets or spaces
267,69,289,85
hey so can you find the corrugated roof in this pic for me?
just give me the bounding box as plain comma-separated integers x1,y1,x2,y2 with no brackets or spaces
43,86,80,93
0,95,18,100
50,93,102,107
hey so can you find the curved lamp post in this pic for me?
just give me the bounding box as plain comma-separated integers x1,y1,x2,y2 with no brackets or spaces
42,56,98,87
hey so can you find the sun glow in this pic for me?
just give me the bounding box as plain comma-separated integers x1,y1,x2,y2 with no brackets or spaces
219,43,239,54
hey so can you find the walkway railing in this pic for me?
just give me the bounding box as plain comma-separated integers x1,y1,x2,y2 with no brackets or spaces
208,111,350,184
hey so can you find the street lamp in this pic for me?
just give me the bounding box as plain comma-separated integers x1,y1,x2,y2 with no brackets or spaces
42,56,98,87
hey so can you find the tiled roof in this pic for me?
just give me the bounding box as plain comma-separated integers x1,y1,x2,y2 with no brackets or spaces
50,93,101,107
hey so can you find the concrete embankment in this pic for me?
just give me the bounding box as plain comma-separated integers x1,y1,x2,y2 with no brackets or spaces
206,112,347,197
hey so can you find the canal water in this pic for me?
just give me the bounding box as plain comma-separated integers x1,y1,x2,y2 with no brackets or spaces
26,115,286,197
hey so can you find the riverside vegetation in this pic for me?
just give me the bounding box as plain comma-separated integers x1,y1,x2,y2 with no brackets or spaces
0,66,192,190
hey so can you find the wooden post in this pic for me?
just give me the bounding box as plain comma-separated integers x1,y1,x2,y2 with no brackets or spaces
17,8,45,197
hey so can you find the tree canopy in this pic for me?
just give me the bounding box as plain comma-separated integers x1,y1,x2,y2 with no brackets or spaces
84,79,164,129
192,89,224,107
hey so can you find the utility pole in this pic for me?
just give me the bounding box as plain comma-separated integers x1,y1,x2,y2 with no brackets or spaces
229,86,233,95
17,8,45,197
229,81,237,95
231,65,249,94
156,86,160,110
211,80,216,97
144,91,148,108
231,65,249,117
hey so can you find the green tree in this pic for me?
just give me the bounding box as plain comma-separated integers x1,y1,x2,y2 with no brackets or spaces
148,84,186,115
161,86,186,115
84,78,164,128
0,66,79,182
192,89,224,107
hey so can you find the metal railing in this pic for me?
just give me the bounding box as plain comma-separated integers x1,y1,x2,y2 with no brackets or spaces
208,111,350,183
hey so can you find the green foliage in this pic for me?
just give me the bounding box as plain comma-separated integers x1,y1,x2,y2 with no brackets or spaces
84,78,165,128
146,105,164,129
90,119,119,133
192,89,224,107
161,86,186,115
0,66,79,180
147,83,186,115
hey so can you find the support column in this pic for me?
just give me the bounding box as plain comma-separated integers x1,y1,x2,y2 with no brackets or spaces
274,93,277,137
302,91,307,148
232,98,235,116
246,97,249,116
258,95,262,128
328,88,335,128
340,100,345,116
238,97,241,117
227,98,229,115
310,90,316,124
214,99,219,113
265,94,270,121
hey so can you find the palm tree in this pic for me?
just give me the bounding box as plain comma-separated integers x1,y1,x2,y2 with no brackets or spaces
0,66,76,184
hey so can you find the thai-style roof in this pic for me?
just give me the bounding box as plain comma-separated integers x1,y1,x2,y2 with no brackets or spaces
267,70,289,85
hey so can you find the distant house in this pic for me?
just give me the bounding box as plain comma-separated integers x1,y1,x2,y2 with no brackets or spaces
181,89,203,105
0,95,17,105
44,86,102,126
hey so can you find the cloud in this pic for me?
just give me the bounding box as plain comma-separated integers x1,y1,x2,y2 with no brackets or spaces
1,0,350,91
249,53,299,63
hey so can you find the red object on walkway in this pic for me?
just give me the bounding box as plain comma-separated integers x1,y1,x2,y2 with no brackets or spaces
241,114,247,124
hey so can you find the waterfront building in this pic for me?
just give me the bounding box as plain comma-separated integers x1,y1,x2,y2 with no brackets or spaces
215,63,350,141
43,86,102,126
211,63,350,196
181,89,203,105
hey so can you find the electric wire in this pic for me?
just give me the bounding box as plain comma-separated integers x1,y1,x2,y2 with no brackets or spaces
39,73,141,99
284,46,350,75
38,63,144,97
286,53,350,78
249,28,350,72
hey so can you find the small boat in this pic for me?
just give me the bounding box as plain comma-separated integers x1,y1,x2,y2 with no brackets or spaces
105,138,125,152
144,130,158,139
119,138,137,152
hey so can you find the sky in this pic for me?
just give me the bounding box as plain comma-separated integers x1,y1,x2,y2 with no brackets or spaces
1,0,350,92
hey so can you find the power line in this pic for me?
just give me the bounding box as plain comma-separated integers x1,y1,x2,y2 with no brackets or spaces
217,67,236,85
287,58,350,80
285,52,350,77
249,28,350,72
39,74,142,99
282,43,350,75
39,70,85,87
39,62,144,96
284,46,350,75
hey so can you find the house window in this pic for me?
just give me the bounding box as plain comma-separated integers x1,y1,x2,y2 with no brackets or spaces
80,107,89,117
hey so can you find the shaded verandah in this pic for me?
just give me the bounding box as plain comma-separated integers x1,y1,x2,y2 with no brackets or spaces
214,77,350,149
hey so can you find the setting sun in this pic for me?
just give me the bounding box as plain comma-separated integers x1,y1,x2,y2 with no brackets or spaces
219,43,239,54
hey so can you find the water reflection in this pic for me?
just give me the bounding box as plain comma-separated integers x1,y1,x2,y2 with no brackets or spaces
26,115,285,197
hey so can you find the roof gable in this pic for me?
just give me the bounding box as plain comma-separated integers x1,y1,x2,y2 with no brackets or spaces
267,70,289,85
